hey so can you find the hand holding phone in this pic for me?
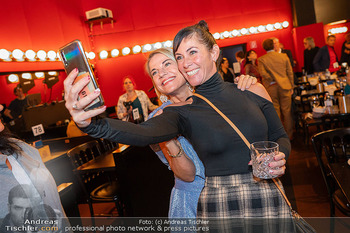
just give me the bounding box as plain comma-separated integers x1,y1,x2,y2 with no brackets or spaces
59,40,104,111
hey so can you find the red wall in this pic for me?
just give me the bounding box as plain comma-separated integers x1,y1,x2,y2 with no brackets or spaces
0,0,294,107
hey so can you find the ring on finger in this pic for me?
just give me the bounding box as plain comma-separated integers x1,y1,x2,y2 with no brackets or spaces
72,103,78,110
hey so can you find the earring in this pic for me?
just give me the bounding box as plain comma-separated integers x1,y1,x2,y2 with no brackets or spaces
186,82,194,92
159,94,169,103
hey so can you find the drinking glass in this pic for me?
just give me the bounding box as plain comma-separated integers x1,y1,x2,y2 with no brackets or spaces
250,141,279,179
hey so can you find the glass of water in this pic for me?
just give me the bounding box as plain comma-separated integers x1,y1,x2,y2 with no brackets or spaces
250,141,279,179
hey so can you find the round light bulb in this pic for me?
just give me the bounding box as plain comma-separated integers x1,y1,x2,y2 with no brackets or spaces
274,22,282,29
240,28,248,35
48,71,58,76
213,32,220,40
122,47,131,56
258,25,266,32
143,44,152,52
223,31,230,38
8,74,19,83
111,49,119,57
231,30,240,37
47,50,57,60
133,45,142,54
99,50,108,59
35,72,45,78
266,24,274,31
0,49,10,60
282,21,289,28
12,49,24,60
164,40,173,48
249,27,257,34
88,52,96,59
25,50,36,60
154,42,162,50
22,73,32,80
37,50,47,61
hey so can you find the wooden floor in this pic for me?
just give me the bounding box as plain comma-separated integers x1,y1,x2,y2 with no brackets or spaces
77,129,347,218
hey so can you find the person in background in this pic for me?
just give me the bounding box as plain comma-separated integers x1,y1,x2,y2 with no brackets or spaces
218,57,235,83
345,70,350,95
303,36,320,74
244,50,262,83
258,38,294,140
4,85,28,121
340,33,350,66
313,35,340,73
235,50,245,75
0,109,71,232
116,75,158,123
272,38,295,68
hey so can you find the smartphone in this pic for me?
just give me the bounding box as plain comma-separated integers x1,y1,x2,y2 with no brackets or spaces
59,40,104,111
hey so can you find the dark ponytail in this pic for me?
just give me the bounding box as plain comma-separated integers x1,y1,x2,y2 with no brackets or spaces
173,20,217,54
0,129,22,156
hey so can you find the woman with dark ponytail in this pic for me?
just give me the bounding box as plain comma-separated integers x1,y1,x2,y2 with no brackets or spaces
64,20,292,230
0,104,71,232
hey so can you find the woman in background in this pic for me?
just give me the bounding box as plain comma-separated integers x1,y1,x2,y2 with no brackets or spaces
303,36,319,74
116,75,158,123
244,50,262,83
218,57,235,83
0,104,71,232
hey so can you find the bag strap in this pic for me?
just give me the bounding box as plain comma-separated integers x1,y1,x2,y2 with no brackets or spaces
192,92,293,210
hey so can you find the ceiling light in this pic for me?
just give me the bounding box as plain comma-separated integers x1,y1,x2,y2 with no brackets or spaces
164,40,173,48
133,45,142,54
25,50,36,60
48,71,58,76
258,25,266,32
47,50,57,60
231,30,240,37
111,49,119,57
35,72,45,78
282,21,289,28
99,50,108,59
266,24,274,31
0,49,11,60
22,73,32,80
213,32,220,40
249,27,257,34
88,52,96,59
154,42,162,50
274,22,282,29
37,50,47,61
240,28,248,35
122,47,131,56
223,31,230,38
8,74,19,83
12,49,24,61
143,44,152,52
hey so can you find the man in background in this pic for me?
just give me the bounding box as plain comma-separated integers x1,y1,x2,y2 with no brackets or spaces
258,38,294,140
272,37,295,68
4,85,28,121
313,35,340,73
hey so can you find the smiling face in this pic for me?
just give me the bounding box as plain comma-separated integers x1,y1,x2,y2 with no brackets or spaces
148,53,187,96
175,35,219,87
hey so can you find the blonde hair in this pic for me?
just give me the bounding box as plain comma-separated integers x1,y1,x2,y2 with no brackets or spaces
145,48,176,99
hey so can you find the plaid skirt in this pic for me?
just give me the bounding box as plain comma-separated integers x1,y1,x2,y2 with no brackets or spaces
197,172,292,218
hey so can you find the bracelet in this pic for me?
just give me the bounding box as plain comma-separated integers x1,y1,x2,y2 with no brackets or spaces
167,145,183,158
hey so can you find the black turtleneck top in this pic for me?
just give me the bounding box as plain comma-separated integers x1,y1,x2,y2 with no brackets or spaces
82,72,290,177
